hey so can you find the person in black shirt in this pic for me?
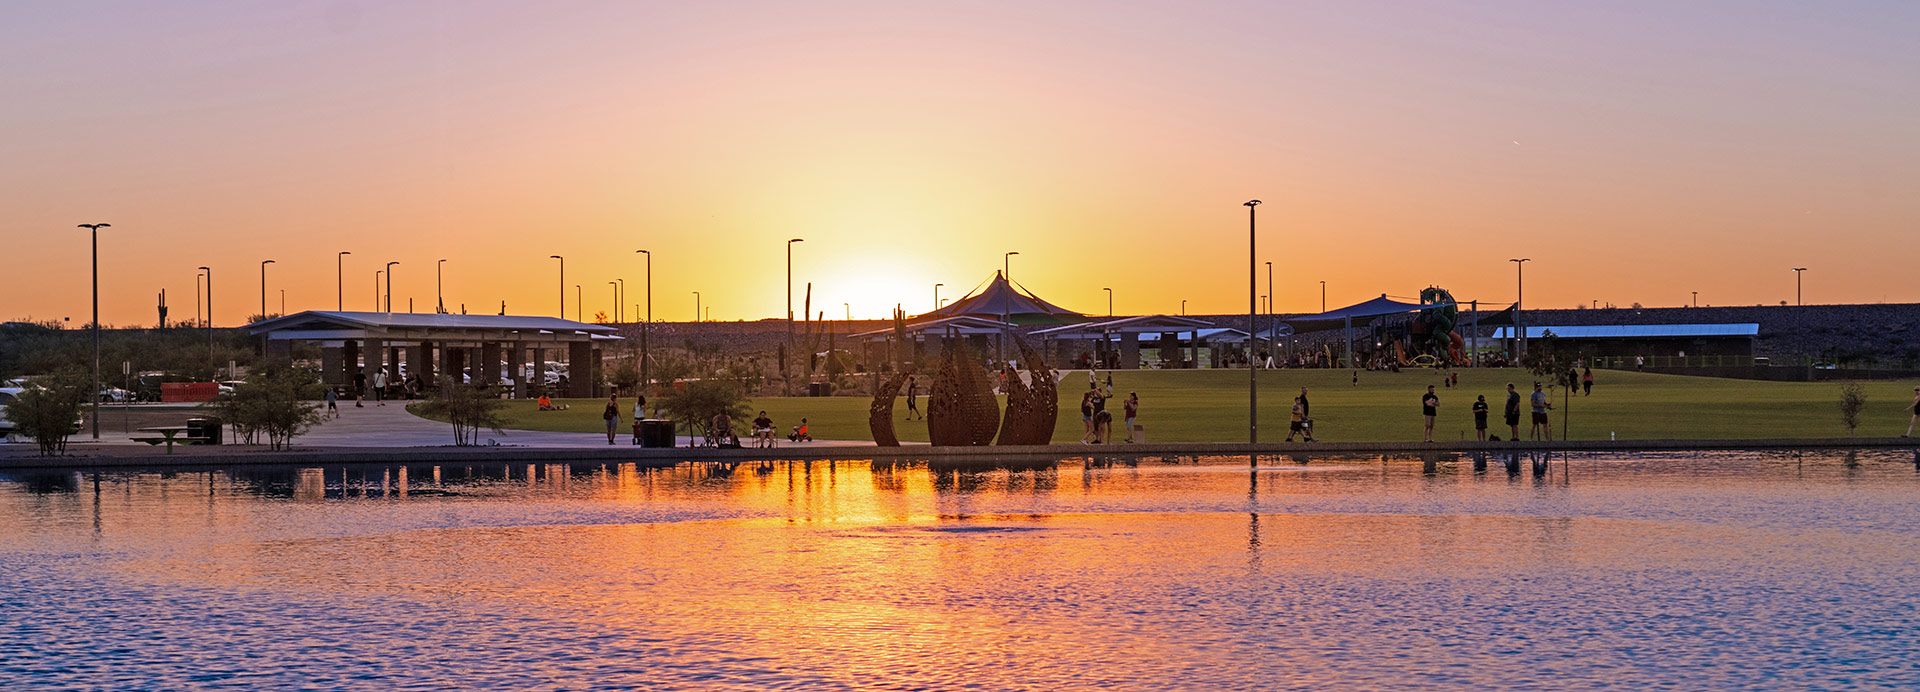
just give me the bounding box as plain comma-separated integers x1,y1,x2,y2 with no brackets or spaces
752,411,775,448
1504,383,1522,441
904,376,921,420
1421,385,1439,442
1472,395,1489,441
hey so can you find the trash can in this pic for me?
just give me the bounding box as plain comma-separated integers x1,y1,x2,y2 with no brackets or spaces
186,417,223,445
807,382,833,397
639,419,676,448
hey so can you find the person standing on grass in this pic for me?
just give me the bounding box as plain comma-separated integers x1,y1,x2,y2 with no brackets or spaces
1422,385,1439,442
1079,385,1097,444
1582,367,1594,396
904,376,921,420
1473,394,1489,441
1504,383,1522,441
1530,382,1553,441
602,394,620,445
1122,393,1139,443
1288,396,1308,442
1906,386,1920,437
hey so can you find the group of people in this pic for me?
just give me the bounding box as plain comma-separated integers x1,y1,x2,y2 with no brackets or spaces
1419,381,1558,442
1079,376,1138,444
599,394,648,445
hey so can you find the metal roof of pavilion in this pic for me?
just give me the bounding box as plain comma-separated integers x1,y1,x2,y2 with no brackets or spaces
1280,294,1463,333
849,315,1016,341
246,311,618,344
915,272,1087,325
1030,314,1215,339
1489,324,1760,339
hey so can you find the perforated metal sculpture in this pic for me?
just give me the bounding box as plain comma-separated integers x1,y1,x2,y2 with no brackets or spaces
867,372,910,447
995,334,1057,445
926,343,1000,446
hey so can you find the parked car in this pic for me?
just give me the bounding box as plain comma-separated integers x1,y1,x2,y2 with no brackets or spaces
0,387,85,439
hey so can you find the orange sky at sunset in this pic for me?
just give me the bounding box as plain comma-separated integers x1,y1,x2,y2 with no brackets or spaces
4,1,1916,326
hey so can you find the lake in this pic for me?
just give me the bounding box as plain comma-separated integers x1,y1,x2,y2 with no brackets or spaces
3,450,1918,690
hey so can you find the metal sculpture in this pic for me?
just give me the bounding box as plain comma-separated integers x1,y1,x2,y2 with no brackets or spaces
867,372,909,447
995,334,1058,445
926,343,1000,446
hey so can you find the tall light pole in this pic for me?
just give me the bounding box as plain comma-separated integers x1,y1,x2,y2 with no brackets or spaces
259,259,276,320
1002,251,1019,362
575,284,582,322
1792,267,1807,306
1319,280,1326,312
550,255,564,319
608,282,619,323
615,278,625,323
337,252,350,311
1265,261,1274,354
195,271,204,327
280,289,285,315
1510,258,1531,359
78,223,109,439
1244,200,1260,443
1103,287,1113,319
437,259,447,314
1181,299,1187,316
374,271,382,311
199,266,213,357
1692,291,1698,307
636,249,651,388
693,291,701,322
384,261,399,312
844,302,851,321
786,238,803,395
934,283,943,312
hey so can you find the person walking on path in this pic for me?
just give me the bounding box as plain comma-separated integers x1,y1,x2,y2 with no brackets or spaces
1530,382,1553,441
371,368,388,406
1906,386,1920,437
1421,385,1439,442
1287,396,1310,442
325,388,340,419
602,394,620,445
1504,383,1522,441
1122,393,1139,443
1582,367,1594,396
905,376,921,420
1472,394,1489,441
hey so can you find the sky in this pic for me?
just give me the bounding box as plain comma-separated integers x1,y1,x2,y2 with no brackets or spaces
4,0,1917,327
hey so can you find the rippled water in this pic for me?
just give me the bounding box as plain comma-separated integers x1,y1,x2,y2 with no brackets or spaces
4,450,1919,690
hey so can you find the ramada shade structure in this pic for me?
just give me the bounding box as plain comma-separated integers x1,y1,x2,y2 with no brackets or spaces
915,272,1087,325
247,311,620,398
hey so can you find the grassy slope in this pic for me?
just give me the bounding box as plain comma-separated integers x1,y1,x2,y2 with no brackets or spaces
412,368,1920,443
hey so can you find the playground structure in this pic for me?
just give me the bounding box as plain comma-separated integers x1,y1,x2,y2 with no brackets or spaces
1402,286,1468,366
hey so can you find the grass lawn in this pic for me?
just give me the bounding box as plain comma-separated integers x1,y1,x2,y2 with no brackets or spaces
412,368,1920,443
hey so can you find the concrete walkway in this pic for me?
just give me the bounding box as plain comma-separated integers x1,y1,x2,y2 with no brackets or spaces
296,404,880,449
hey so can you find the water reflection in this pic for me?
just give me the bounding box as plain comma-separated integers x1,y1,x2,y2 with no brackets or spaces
4,451,1920,690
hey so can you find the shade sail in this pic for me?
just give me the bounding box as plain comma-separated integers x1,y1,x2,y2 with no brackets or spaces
915,272,1086,325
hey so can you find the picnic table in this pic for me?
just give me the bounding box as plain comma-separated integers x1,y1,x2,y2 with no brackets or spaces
132,426,201,454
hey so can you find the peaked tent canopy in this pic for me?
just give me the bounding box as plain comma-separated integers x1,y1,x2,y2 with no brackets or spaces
1280,294,1455,333
915,271,1087,325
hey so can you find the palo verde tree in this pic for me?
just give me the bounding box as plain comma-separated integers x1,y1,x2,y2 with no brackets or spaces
415,383,509,446
203,364,326,450
4,369,88,456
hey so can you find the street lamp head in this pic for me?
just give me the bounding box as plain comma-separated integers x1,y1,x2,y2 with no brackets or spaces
77,223,110,229
198,266,209,271
1244,200,1261,207
788,238,803,244
439,258,446,264
262,259,275,265
1792,267,1807,272
550,255,562,260
1509,258,1530,263
636,249,649,255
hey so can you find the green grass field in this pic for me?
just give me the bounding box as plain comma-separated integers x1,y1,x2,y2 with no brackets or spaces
412,368,1920,443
